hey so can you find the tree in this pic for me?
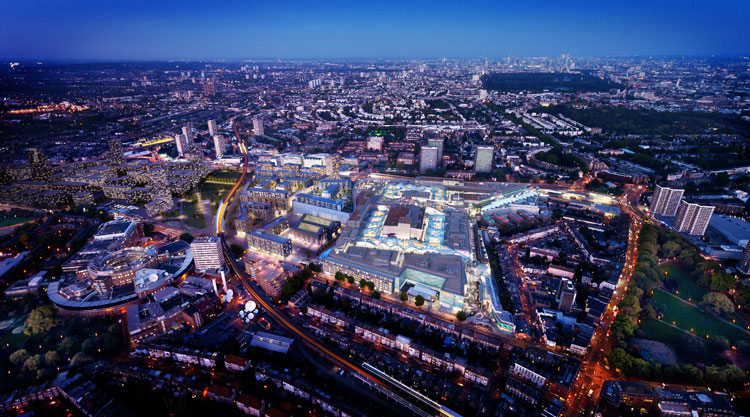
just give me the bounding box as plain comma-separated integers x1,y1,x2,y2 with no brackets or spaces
229,243,245,258
608,348,633,374
346,276,354,285
70,352,93,368
700,292,734,316
365,281,375,291
359,279,367,289
708,335,730,354
661,241,681,258
58,336,79,359
372,291,380,299
143,223,155,236
9,349,29,367
334,272,346,281
456,311,467,321
22,356,41,374
400,291,408,301
81,337,98,355
179,232,194,243
414,295,425,307
44,350,59,366
309,263,322,273
709,272,735,293
24,305,58,335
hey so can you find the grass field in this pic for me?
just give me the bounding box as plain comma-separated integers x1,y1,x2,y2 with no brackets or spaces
649,290,750,343
639,318,687,346
205,170,242,184
657,262,706,302
199,182,233,203
181,198,206,229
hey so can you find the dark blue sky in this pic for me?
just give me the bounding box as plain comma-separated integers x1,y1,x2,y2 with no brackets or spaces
1,0,748,60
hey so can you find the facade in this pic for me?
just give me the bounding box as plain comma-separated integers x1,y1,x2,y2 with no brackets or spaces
292,193,350,223
426,138,444,163
247,230,292,258
241,187,291,213
190,236,225,272
558,279,576,314
207,119,218,137
651,185,684,216
181,125,194,147
419,146,439,173
674,201,714,236
174,134,188,156
290,214,341,246
474,145,494,173
213,135,224,158
738,242,750,275
246,260,289,297
253,117,264,136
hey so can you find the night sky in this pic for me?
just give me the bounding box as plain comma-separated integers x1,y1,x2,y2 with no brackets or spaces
1,0,748,60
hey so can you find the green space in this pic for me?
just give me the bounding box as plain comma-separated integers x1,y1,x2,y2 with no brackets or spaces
649,290,750,343
481,72,622,93
638,318,688,347
0,299,123,394
607,223,749,388
198,181,233,204
542,104,750,135
181,197,206,229
534,148,587,171
0,216,36,228
205,170,242,184
658,262,706,302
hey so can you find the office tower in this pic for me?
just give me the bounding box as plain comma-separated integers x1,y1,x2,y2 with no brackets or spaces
207,119,218,137
191,236,225,272
107,139,124,166
474,145,495,173
252,117,264,136
202,79,215,96
739,242,750,275
427,138,444,163
182,125,194,146
651,185,684,216
419,146,439,173
213,135,225,158
674,200,714,236
174,134,188,157
558,279,577,314
27,148,53,182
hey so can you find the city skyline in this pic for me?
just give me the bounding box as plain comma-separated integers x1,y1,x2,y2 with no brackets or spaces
2,0,749,61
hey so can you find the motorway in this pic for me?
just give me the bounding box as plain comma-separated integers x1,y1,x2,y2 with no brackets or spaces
214,120,455,417
563,184,647,416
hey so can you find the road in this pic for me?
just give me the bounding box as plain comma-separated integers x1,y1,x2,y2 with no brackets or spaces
214,119,450,416
563,184,646,416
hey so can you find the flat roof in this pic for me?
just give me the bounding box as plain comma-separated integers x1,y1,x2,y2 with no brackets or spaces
249,229,290,245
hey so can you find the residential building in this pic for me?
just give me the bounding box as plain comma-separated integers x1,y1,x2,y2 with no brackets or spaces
419,146,439,173
674,200,714,236
474,145,494,173
207,119,218,137
651,185,684,216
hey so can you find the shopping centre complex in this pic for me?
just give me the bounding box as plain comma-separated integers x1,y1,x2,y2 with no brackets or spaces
321,178,532,326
